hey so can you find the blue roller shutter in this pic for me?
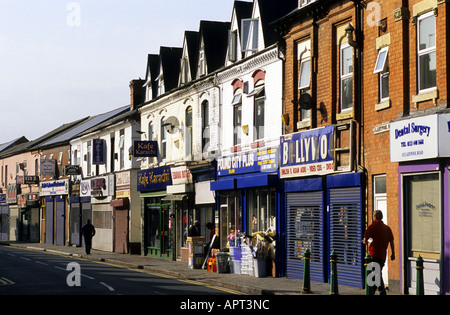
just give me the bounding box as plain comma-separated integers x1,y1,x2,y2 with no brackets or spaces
329,186,363,288
286,191,325,282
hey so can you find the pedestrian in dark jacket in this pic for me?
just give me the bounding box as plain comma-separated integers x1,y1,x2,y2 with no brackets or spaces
81,219,96,255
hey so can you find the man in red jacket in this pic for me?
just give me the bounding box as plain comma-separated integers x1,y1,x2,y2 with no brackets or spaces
363,210,395,294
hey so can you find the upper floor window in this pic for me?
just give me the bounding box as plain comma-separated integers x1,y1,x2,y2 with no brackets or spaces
160,117,167,160
374,46,389,102
242,18,258,53
417,11,436,93
253,82,265,141
340,43,353,112
202,100,210,152
232,91,242,146
199,45,206,77
298,40,311,122
185,106,193,157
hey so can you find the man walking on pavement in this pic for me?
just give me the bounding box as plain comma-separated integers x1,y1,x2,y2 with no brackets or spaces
81,219,96,255
363,210,395,295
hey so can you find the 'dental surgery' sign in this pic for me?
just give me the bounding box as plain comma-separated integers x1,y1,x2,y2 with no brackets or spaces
390,115,441,162
280,125,335,178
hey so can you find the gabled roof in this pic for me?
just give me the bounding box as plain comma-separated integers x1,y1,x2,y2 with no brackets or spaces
32,106,129,150
0,136,28,153
0,117,90,158
184,31,200,81
234,0,253,35
198,20,231,75
143,54,160,100
256,0,298,47
159,46,183,92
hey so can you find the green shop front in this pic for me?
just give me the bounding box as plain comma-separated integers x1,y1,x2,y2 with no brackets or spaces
138,166,173,258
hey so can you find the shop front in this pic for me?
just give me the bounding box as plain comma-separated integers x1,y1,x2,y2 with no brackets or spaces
210,147,280,276
138,166,173,258
69,178,92,247
0,193,8,241
6,184,19,241
390,111,450,294
280,125,365,288
40,179,69,246
163,165,194,262
90,174,115,252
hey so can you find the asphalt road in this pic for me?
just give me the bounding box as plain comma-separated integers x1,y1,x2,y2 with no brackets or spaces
0,245,240,296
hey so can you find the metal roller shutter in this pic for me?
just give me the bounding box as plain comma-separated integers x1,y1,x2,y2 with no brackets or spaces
329,186,363,288
286,191,325,282
0,205,9,240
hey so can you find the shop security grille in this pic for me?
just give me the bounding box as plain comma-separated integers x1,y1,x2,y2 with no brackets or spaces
329,186,363,288
0,205,9,241
286,191,324,282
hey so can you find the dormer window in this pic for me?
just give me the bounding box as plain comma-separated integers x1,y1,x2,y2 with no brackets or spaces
199,48,206,77
156,72,165,96
242,18,258,53
229,30,238,62
180,57,189,85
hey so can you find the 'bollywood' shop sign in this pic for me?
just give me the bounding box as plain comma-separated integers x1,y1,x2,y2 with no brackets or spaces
40,179,69,196
390,113,450,162
217,147,278,176
137,166,172,191
280,125,335,178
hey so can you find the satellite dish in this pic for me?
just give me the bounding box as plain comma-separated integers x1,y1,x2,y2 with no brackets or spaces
299,93,312,110
163,116,180,134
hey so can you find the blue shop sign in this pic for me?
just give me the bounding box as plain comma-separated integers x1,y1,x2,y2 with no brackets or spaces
137,166,172,192
134,141,158,157
280,125,335,178
217,147,278,176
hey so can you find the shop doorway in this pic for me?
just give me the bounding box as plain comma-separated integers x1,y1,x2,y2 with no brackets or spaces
373,175,388,287
219,191,241,249
403,172,441,294
143,197,172,258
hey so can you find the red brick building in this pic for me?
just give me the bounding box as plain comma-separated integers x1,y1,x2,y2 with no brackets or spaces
276,0,450,294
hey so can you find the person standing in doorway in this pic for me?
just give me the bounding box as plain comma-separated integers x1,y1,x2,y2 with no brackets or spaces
363,210,395,294
81,219,96,255
188,220,200,236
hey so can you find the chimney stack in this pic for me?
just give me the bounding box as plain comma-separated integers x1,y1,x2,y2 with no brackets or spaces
129,79,146,110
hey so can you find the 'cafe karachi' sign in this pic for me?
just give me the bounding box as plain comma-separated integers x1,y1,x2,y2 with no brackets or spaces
137,166,172,191
280,125,335,178
134,141,158,157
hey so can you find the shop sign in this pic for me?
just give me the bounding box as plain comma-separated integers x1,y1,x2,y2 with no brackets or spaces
170,166,192,185
40,159,56,176
217,147,278,176
133,141,157,157
91,175,114,197
390,113,450,162
0,194,6,203
65,165,81,176
80,179,91,197
92,139,106,165
6,184,17,204
116,171,130,198
280,125,335,178
40,179,69,196
137,166,171,192
24,176,39,185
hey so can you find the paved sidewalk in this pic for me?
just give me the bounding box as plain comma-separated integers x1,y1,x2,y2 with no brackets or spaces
1,241,367,295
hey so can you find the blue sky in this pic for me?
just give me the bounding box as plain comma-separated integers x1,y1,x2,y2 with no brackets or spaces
0,0,238,144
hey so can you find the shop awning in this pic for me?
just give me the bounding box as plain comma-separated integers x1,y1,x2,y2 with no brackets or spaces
161,194,188,201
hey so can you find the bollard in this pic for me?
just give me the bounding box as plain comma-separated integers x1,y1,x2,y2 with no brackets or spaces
302,249,312,293
416,255,424,295
329,250,339,295
364,254,374,295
